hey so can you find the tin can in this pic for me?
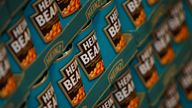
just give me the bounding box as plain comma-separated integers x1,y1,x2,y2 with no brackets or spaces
159,81,181,108
131,43,159,89
114,0,146,31
24,0,62,54
54,0,81,17
49,44,86,107
27,71,58,108
94,90,116,108
0,12,37,73
94,0,127,67
152,21,175,65
73,20,105,93
177,60,192,101
111,69,139,108
167,1,189,43
0,44,16,98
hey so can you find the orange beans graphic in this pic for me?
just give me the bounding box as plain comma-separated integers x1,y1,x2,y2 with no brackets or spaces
72,87,86,105
62,0,80,17
21,48,37,68
44,22,62,42
146,70,159,88
0,75,16,98
127,97,139,108
134,9,145,27
116,34,127,53
89,60,105,79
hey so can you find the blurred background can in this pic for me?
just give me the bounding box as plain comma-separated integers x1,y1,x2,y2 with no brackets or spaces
114,0,146,31
159,81,182,108
0,44,16,98
152,21,175,65
0,11,37,73
111,69,139,108
167,1,189,43
177,60,192,101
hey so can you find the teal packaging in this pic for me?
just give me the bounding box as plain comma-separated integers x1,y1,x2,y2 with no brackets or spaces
27,71,58,108
176,59,192,107
94,89,117,108
49,45,86,107
24,0,62,54
0,0,11,35
111,67,139,108
114,0,146,32
73,20,105,93
0,44,16,99
158,81,182,108
94,0,127,67
0,11,37,73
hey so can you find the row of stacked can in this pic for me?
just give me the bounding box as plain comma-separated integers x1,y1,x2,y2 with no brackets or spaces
0,0,85,106
94,0,192,108
28,0,192,108
0,0,192,107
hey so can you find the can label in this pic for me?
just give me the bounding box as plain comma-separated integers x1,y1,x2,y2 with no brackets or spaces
31,0,62,43
147,0,158,5
104,7,126,53
135,45,158,88
123,0,146,27
77,31,104,80
168,1,189,43
161,83,180,108
58,58,85,106
0,46,16,97
112,71,139,107
37,83,58,108
152,23,174,65
7,17,37,69
95,95,115,108
178,60,192,100
55,0,81,17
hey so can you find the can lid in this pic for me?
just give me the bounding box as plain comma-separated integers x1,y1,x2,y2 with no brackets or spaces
81,20,92,32
56,44,73,62
100,0,113,10
32,71,48,89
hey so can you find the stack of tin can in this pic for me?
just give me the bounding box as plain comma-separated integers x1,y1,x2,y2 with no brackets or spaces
0,0,192,108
